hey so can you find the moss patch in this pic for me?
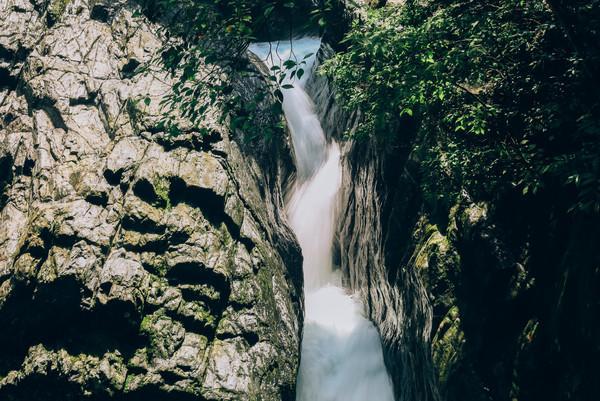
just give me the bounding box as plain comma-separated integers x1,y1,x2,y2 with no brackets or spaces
152,175,172,209
48,0,71,24
432,306,465,385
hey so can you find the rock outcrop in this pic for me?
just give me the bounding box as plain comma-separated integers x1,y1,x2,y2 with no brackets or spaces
307,44,440,401
0,1,302,400
310,32,599,401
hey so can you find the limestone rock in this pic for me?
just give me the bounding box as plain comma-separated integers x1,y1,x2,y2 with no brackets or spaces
0,1,301,400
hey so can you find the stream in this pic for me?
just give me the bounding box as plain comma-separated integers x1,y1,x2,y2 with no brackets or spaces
250,38,395,401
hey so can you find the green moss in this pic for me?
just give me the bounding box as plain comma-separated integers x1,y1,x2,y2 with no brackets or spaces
139,311,170,359
126,98,143,135
432,306,465,385
152,175,172,209
518,319,539,349
154,259,169,277
123,374,134,391
414,223,451,271
195,306,216,328
48,0,71,23
139,314,154,334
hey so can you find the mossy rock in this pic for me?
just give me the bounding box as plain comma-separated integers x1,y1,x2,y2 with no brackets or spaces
47,0,71,24
140,311,185,359
152,175,172,209
432,306,465,385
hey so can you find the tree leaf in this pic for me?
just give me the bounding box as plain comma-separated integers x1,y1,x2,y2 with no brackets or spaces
274,89,283,103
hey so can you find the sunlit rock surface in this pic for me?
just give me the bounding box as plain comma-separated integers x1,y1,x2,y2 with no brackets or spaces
0,1,302,400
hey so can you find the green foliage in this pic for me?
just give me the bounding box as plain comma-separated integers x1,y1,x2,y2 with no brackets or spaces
135,0,315,141
324,0,600,214
47,0,71,23
152,176,171,209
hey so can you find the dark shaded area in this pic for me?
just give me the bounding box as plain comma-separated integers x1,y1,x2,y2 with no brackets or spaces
161,260,231,337
168,178,223,222
21,158,35,176
21,81,69,131
0,374,102,401
279,384,296,401
169,176,255,250
69,91,98,107
0,68,18,90
90,3,112,23
250,1,318,41
121,59,141,79
0,154,13,210
0,377,211,401
136,0,317,41
216,330,260,347
322,1,600,400
103,168,123,186
170,261,228,284
85,190,109,206
132,178,169,210
0,43,28,97
118,387,208,401
0,277,144,378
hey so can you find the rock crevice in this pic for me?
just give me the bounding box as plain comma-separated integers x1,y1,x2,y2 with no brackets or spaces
0,1,302,400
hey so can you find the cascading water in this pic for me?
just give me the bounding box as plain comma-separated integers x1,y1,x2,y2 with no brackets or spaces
250,38,394,401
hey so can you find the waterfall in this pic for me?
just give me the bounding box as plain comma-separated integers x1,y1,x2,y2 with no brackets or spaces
250,38,395,401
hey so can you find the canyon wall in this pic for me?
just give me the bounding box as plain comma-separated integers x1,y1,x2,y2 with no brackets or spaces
0,1,302,400
310,32,599,401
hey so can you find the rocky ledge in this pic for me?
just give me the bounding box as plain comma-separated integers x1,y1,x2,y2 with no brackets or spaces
0,1,302,400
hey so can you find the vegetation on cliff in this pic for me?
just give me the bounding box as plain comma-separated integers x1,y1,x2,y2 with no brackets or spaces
136,0,328,140
324,0,600,215
324,2,600,401
0,1,304,400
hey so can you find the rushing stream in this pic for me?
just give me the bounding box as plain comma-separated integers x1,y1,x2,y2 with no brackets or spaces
250,38,394,401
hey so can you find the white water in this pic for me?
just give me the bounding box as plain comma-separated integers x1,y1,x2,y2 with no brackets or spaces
250,38,395,401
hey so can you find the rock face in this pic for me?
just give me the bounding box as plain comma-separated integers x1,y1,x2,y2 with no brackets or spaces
307,45,440,401
310,41,599,401
337,141,441,401
0,1,302,400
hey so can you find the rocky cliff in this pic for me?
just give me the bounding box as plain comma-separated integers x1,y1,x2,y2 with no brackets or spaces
0,1,302,400
333,132,599,401
310,21,599,401
307,46,440,401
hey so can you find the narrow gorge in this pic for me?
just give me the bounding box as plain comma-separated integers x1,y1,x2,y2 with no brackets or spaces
251,38,394,401
1,1,598,401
